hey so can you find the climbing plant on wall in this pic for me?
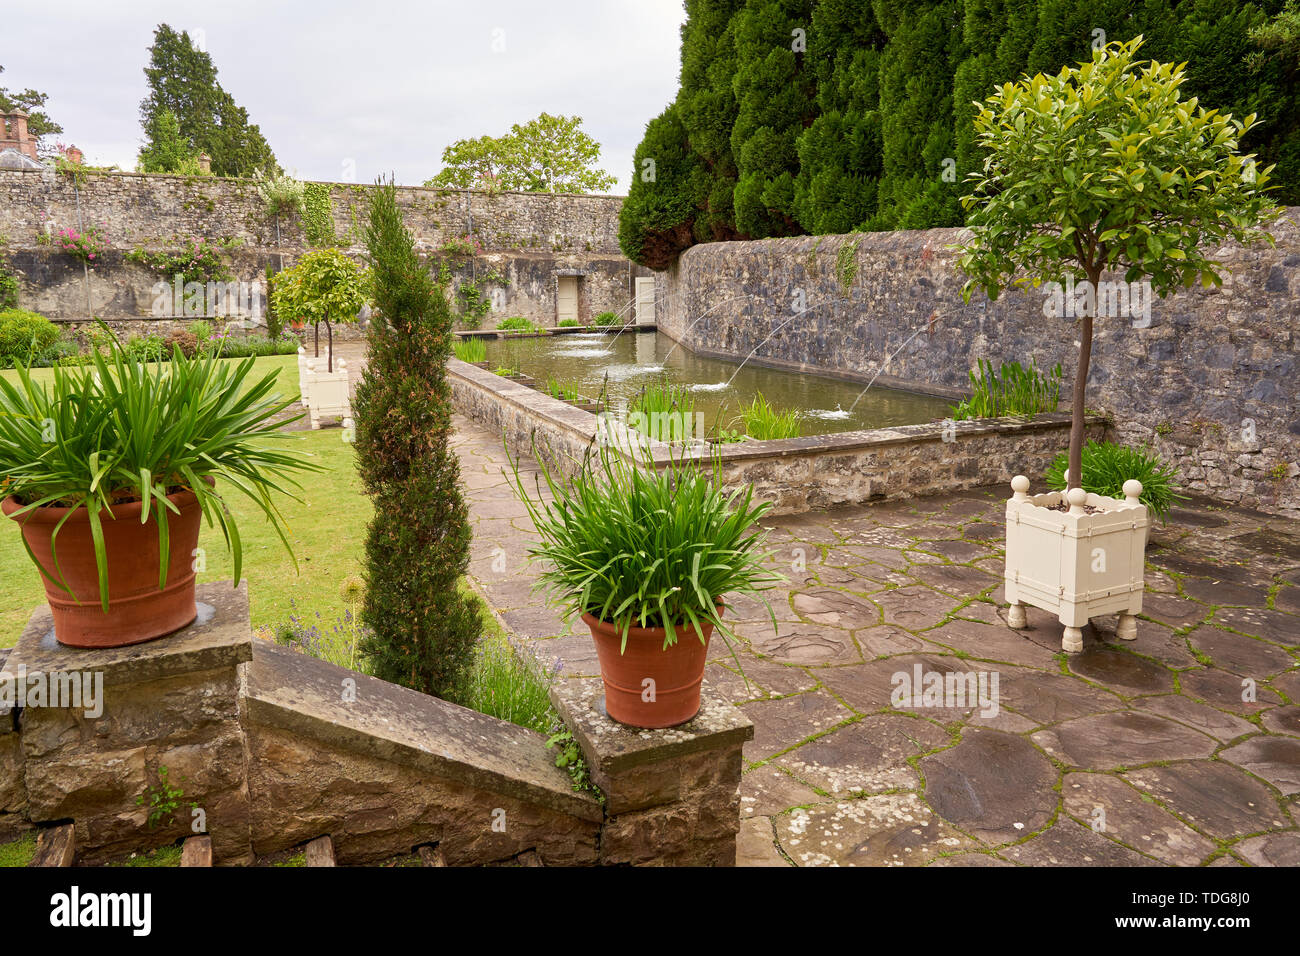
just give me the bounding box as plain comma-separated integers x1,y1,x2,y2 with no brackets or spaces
302,182,338,247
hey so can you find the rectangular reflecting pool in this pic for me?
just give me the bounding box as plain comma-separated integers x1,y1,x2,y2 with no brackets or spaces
480,330,953,436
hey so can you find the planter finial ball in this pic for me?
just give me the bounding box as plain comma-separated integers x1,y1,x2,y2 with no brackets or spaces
1123,479,1144,505
1067,486,1088,514
1011,475,1030,500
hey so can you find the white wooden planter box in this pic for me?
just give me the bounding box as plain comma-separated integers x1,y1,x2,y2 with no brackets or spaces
1004,475,1148,652
297,347,313,409
304,358,352,429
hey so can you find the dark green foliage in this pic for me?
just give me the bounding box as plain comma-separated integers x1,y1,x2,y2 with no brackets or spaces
139,24,278,178
1045,440,1187,521
352,178,482,699
620,0,1300,267
0,261,18,311
0,309,59,365
264,264,283,339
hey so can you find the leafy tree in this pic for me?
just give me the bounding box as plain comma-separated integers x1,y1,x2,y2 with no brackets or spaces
270,248,369,354
139,24,278,177
426,113,616,193
0,65,62,144
137,109,204,175
353,178,482,698
957,38,1279,493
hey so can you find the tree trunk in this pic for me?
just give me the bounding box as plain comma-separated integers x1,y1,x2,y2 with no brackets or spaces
1068,266,1101,491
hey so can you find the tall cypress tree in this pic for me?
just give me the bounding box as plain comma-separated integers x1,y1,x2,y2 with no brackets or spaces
139,24,278,177
353,177,481,698
730,0,817,238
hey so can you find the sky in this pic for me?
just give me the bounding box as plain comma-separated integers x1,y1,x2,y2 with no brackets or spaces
1,0,687,193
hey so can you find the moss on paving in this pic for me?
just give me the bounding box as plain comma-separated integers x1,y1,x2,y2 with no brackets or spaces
0,833,37,867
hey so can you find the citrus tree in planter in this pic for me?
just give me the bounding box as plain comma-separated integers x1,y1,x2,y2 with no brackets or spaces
510,442,783,728
0,332,316,647
271,248,370,371
957,37,1278,652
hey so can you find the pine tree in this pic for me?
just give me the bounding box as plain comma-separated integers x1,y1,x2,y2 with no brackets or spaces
139,24,277,178
353,178,482,698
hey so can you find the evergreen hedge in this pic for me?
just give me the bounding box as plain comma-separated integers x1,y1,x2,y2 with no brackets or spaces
620,0,1300,268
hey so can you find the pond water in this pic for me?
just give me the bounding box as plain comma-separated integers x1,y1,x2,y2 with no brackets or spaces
481,331,952,437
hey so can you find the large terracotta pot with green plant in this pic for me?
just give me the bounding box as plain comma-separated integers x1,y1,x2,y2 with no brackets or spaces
511,441,782,729
0,325,316,648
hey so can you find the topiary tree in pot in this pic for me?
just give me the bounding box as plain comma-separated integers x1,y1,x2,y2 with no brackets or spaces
956,37,1279,651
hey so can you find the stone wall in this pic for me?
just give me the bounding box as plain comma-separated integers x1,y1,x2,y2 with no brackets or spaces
657,213,1300,516
0,582,751,866
0,168,646,329
449,356,1106,514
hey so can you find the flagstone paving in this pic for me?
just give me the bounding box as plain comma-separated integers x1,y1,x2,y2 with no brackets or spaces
451,414,1300,867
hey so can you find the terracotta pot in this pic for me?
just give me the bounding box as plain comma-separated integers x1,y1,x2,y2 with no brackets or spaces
3,488,204,648
583,611,715,728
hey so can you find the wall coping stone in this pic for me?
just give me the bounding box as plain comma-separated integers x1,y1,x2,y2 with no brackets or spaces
2,580,254,689
243,639,603,823
551,676,753,776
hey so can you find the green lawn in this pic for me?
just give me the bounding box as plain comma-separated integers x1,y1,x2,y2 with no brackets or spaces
1,356,368,645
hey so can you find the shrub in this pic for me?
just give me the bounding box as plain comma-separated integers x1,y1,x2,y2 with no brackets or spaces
557,318,580,328
0,309,59,365
353,177,482,698
496,316,537,332
123,333,166,364
1045,441,1187,522
950,359,1062,421
594,310,621,327
254,169,306,221
0,262,18,310
452,337,487,363
166,329,199,358
739,392,800,440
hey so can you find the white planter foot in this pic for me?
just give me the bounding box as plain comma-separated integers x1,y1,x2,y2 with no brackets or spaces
1116,612,1139,642
1062,626,1084,653
1007,602,1028,629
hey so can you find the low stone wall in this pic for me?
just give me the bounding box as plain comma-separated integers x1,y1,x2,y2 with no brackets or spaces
657,212,1300,516
0,582,752,866
449,356,1108,513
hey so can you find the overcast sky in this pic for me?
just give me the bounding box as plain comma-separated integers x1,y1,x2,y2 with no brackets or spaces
2,0,687,193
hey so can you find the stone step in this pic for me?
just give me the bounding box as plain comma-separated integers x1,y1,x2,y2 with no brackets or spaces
304,835,336,867
417,844,447,867
30,823,75,867
180,835,213,867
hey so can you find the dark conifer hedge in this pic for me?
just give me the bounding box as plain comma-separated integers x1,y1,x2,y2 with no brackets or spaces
620,0,1300,267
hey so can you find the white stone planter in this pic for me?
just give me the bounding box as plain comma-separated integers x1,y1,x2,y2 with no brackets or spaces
305,358,351,429
1004,475,1148,652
